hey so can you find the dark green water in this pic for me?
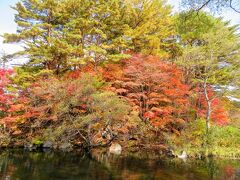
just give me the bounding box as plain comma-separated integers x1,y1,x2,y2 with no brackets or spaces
0,150,240,180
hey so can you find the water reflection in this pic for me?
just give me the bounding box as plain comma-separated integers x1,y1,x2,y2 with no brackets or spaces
0,149,240,180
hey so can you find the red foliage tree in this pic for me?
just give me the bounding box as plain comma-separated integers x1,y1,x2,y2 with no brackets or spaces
0,69,30,135
196,87,229,126
103,55,191,130
0,69,13,113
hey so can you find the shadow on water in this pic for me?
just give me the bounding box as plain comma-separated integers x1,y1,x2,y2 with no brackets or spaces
0,149,240,180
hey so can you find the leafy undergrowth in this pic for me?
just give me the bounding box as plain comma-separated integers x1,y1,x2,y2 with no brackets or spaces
166,119,240,158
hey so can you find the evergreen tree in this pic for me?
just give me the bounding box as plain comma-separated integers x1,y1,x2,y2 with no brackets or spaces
60,0,131,70
4,0,65,73
4,0,131,72
125,0,176,57
4,0,178,73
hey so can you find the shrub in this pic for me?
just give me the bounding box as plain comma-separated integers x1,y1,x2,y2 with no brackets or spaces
166,119,240,157
20,73,141,148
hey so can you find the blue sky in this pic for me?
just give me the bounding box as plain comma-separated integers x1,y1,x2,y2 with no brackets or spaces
0,0,240,58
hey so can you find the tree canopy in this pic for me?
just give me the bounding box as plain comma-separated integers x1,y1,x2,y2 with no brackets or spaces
4,0,176,73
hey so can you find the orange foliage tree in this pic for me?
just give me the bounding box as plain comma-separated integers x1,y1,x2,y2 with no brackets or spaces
103,55,191,130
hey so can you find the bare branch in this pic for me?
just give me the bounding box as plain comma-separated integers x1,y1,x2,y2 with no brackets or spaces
184,0,240,14
195,0,212,12
230,0,240,13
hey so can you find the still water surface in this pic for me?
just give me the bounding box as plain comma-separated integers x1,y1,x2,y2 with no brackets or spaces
0,150,240,180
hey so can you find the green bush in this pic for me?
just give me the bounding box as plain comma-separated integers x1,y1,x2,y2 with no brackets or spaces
166,119,240,157
210,126,240,148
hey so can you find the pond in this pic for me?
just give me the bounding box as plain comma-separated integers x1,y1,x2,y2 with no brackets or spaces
0,149,240,180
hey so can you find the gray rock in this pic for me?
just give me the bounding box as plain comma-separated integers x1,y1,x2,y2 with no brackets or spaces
178,151,187,159
43,141,53,148
109,143,122,155
24,143,36,150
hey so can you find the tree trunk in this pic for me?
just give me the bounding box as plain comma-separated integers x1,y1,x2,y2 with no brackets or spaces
206,101,211,133
203,79,211,134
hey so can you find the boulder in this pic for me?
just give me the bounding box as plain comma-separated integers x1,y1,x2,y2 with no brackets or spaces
43,141,53,148
109,143,122,155
178,151,187,159
24,143,36,150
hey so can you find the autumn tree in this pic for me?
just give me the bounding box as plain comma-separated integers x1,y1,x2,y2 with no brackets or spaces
104,55,191,131
0,69,14,118
0,69,13,146
0,68,30,137
196,87,230,126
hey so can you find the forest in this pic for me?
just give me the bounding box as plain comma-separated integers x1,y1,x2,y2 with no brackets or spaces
0,0,240,158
